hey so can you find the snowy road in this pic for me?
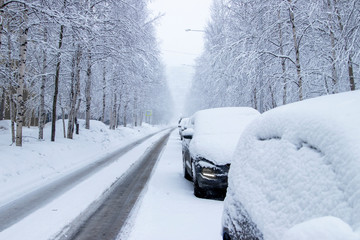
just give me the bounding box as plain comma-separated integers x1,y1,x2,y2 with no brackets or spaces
120,130,224,240
0,128,224,240
0,129,167,232
58,131,171,240
0,128,172,240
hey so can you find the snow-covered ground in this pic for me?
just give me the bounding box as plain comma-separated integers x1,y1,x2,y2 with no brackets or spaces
0,120,166,239
0,120,224,240
120,130,224,240
0,119,163,207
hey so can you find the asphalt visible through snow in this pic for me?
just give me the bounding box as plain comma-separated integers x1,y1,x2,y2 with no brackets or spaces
0,128,170,232
56,130,172,240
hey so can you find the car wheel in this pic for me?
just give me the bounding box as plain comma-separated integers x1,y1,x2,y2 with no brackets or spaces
183,156,192,181
194,180,206,198
223,232,231,240
192,162,206,198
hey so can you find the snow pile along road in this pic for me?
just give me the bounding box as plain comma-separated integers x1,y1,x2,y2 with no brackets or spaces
0,120,166,239
0,120,162,207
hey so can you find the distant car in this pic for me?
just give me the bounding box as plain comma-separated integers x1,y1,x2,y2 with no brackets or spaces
222,91,360,240
178,117,189,140
182,107,260,198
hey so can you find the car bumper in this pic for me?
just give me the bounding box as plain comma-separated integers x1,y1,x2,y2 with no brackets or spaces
194,161,229,190
197,172,228,189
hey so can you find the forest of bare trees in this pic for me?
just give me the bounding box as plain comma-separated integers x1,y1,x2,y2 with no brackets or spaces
0,0,173,146
186,0,359,114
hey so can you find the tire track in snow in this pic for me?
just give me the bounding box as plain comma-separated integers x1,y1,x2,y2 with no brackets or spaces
0,128,170,232
56,130,172,240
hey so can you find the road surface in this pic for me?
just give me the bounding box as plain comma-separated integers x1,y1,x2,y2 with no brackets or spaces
0,128,170,233
56,131,171,240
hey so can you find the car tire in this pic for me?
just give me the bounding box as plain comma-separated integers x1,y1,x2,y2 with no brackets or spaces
194,180,206,198
192,162,206,198
223,232,231,240
183,156,192,181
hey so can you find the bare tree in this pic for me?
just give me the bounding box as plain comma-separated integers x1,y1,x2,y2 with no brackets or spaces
38,27,47,140
67,44,82,139
16,5,28,147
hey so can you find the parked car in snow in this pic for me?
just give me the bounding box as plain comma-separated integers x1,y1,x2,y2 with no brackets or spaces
178,117,189,140
182,107,260,198
222,91,360,240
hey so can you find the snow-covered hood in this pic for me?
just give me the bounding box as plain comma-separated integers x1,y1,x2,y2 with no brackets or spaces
224,90,360,240
189,133,240,165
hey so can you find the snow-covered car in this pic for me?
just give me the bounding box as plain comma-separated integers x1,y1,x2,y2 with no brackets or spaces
182,107,260,198
178,117,189,140
222,91,360,240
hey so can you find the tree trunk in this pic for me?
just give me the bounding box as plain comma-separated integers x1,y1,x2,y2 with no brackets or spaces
101,65,106,123
330,31,339,93
10,93,15,143
110,93,117,130
288,0,303,101
269,85,276,109
139,111,143,126
116,99,121,128
67,45,76,138
58,95,66,138
75,98,81,134
278,9,287,105
61,107,66,138
51,0,67,142
323,74,330,94
6,21,14,143
67,44,82,139
51,24,64,142
123,103,127,128
0,1,4,120
134,113,137,127
326,0,339,94
332,0,355,91
133,95,138,127
0,87,4,120
0,0,4,49
38,28,47,140
75,117,79,135
85,49,92,129
16,9,29,147
348,56,355,90
252,87,257,110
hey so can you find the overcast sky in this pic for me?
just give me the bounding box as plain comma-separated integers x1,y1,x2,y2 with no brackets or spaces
148,0,212,118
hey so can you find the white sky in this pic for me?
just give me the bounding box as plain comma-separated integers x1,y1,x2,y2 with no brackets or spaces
148,0,212,118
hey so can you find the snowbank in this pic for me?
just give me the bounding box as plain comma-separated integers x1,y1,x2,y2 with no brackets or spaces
224,91,360,239
0,119,162,206
189,107,259,165
281,216,359,240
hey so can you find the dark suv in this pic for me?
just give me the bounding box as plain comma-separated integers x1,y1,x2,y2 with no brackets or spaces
181,107,260,198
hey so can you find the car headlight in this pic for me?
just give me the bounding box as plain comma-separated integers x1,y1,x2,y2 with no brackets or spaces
201,167,216,179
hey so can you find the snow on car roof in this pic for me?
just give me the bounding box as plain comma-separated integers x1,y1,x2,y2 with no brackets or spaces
225,90,360,239
193,107,260,135
189,107,260,165
179,117,189,127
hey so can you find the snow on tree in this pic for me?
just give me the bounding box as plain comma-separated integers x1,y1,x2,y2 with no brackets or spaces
0,0,173,145
185,0,359,115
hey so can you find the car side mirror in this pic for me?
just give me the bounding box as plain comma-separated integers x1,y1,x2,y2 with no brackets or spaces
182,128,194,139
